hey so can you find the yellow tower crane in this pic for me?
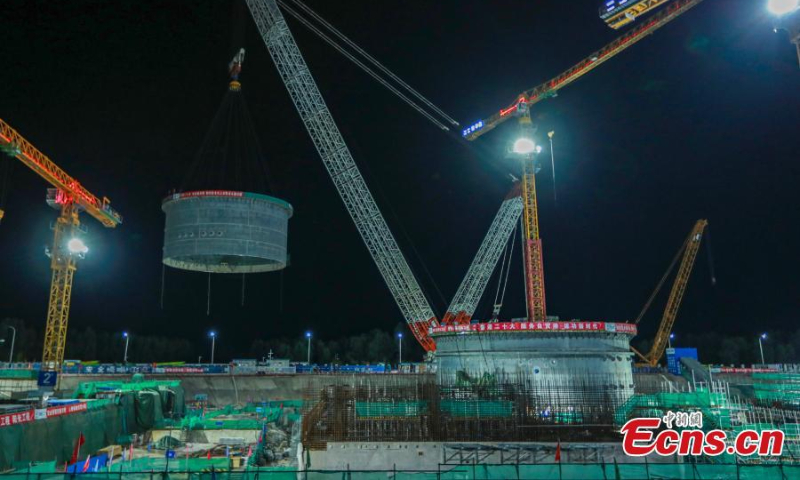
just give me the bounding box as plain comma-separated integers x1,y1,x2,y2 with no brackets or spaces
0,118,122,371
631,219,707,367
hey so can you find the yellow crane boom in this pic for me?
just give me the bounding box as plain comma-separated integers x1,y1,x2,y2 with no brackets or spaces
462,0,705,141
0,117,121,371
632,219,707,367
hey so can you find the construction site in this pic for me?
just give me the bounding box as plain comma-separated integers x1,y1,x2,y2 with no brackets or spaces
0,0,799,478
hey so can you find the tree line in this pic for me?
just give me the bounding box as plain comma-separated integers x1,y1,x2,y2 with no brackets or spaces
1,317,798,365
0,318,423,364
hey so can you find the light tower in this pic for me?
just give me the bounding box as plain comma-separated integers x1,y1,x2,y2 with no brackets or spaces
209,331,217,364
122,331,130,363
305,331,312,364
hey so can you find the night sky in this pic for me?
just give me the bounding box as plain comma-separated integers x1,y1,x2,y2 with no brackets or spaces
0,1,798,359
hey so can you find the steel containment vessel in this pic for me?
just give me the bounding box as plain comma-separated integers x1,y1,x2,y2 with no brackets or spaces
430,320,637,410
162,190,292,273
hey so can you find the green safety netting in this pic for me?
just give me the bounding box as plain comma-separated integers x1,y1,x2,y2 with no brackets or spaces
5,462,800,480
0,402,137,470
752,373,800,406
166,403,292,431
0,369,37,379
356,401,428,417
440,400,513,418
614,389,732,428
73,379,181,399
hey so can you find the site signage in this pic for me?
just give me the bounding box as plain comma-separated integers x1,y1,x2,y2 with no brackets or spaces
167,190,244,200
45,402,88,418
710,367,779,374
430,321,637,335
0,409,35,427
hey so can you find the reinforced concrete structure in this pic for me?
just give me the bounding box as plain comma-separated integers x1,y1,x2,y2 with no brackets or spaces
162,190,292,273
430,320,637,410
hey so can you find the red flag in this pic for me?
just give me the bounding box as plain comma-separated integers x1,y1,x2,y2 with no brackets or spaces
207,450,212,460
555,441,561,462
247,446,252,457
81,455,91,473
70,432,86,464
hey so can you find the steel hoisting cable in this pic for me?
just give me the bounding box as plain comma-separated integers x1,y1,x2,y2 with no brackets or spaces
496,220,518,317
160,263,166,309
282,0,459,127
277,1,452,132
492,233,511,313
241,273,246,306
634,236,687,325
704,226,717,286
0,155,14,223
207,272,212,316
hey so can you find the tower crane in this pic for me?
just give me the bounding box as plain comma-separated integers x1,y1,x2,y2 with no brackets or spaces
631,219,707,367
457,0,706,323
461,0,706,141
0,118,122,370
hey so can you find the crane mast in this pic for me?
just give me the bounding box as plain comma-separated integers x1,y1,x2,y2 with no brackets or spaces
0,118,121,370
632,219,707,367
518,112,547,322
246,0,438,350
443,188,523,325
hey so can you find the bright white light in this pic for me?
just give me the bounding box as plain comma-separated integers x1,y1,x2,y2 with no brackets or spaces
209,331,216,338
761,333,768,340
768,0,799,16
305,331,312,338
123,331,129,338
535,145,543,154
67,238,88,254
397,333,403,339
513,137,536,154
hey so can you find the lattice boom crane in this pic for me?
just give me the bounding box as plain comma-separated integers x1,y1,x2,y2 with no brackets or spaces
246,0,441,350
443,187,523,326
0,118,122,370
632,219,707,367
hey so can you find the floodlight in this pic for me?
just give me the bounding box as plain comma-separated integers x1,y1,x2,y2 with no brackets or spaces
512,137,537,155
768,0,799,16
67,238,88,254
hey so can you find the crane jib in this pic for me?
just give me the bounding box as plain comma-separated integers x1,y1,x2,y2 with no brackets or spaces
462,0,705,141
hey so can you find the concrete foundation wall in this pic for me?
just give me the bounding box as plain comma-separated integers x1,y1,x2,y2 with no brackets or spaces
308,442,678,471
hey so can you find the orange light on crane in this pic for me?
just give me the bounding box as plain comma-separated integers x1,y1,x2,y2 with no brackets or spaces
0,117,121,371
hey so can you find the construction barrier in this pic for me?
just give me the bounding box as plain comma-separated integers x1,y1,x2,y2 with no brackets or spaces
3,462,800,479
